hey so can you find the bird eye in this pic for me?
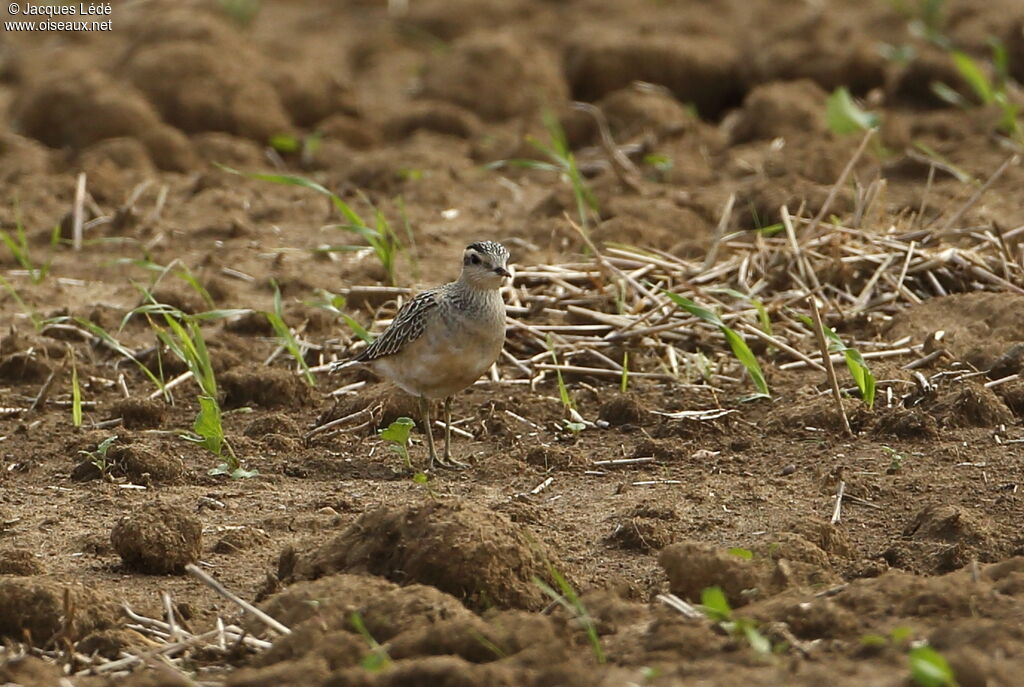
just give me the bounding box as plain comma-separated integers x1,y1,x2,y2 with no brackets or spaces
470,254,481,265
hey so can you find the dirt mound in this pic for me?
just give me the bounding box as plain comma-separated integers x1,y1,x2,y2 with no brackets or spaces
660,536,838,606
565,29,741,117
258,574,473,644
382,101,482,141
244,412,302,438
108,398,167,430
110,502,202,574
221,366,315,409
995,378,1024,416
72,441,185,485
597,393,646,426
214,527,271,554
726,79,829,143
420,30,567,121
597,83,696,140
887,293,1024,368
281,499,557,610
872,406,939,439
606,504,677,552
886,503,1000,573
0,577,120,645
741,7,886,93
0,548,43,575
926,382,1013,428
0,656,63,686
0,352,51,384
12,70,196,171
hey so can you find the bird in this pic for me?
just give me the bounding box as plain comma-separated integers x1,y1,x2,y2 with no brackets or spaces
334,241,511,469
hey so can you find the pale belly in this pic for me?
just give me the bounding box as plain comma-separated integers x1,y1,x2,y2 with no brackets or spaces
370,321,504,399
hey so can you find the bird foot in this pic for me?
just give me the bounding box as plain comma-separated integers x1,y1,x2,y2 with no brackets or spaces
430,454,470,471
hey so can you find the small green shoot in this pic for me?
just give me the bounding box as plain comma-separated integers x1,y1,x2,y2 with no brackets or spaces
79,435,118,480
132,300,254,478
826,87,881,135
306,290,374,343
797,315,876,409
489,111,598,233
727,547,754,560
71,317,167,397
620,351,629,393
699,586,771,655
546,335,584,432
70,351,82,428
217,0,260,25
883,445,905,473
661,290,769,398
349,612,392,673
909,645,958,687
0,210,58,284
534,566,605,664
265,280,315,386
932,45,1022,142
216,165,403,285
380,417,416,471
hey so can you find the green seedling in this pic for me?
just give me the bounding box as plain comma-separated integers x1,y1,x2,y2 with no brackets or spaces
883,445,906,473
70,351,82,428
826,87,881,135
712,288,773,337
79,436,117,480
0,274,43,331
534,565,605,664
699,586,771,655
797,315,876,409
217,165,403,285
931,44,1022,142
380,417,416,471
217,0,260,25
662,290,770,398
909,645,958,687
266,280,315,386
70,317,167,398
488,111,598,233
269,132,323,164
861,624,914,648
349,612,392,673
306,289,374,343
131,300,255,478
546,335,584,432
620,351,629,393
727,547,754,560
0,208,59,284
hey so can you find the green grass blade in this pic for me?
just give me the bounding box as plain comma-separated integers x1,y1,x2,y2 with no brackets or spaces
826,87,880,134
215,163,366,228
663,290,769,396
73,318,167,395
71,355,82,427
909,645,959,687
951,51,993,104
267,280,315,386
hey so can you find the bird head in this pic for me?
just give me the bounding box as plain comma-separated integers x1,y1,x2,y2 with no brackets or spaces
460,241,511,289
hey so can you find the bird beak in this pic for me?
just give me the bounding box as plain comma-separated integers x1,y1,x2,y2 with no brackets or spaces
494,267,511,278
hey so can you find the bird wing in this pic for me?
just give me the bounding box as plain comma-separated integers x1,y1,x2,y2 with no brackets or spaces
354,288,441,362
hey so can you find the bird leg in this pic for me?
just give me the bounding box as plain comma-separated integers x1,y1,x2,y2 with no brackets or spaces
419,396,440,470
441,396,469,469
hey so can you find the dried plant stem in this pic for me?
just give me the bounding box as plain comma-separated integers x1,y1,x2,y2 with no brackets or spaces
185,564,291,636
807,296,852,437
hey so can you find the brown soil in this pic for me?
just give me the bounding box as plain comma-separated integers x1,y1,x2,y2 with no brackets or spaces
2,0,1024,685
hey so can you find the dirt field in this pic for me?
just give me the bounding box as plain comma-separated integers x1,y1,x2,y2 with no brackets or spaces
2,0,1024,685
